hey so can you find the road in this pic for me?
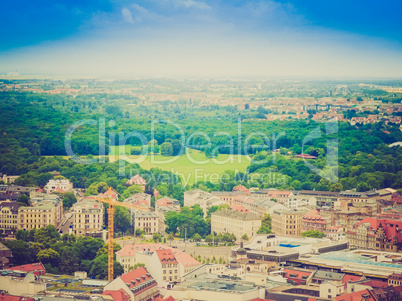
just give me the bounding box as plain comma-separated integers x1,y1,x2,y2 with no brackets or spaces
115,237,233,261
60,212,74,235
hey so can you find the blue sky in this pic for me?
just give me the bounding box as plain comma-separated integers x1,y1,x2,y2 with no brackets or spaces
1,0,402,77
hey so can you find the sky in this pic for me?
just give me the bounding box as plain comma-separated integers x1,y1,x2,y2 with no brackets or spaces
1,0,402,78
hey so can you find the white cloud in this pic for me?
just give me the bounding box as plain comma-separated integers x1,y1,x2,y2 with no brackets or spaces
180,0,210,10
121,7,133,24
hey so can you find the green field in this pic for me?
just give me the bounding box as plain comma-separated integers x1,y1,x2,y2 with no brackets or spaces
109,146,250,185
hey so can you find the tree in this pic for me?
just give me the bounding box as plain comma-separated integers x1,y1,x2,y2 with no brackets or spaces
37,248,60,266
17,194,30,206
330,182,343,192
153,233,162,243
34,225,61,246
301,230,325,238
114,206,131,234
193,233,202,242
89,254,124,279
96,242,122,257
357,182,370,192
4,240,31,265
167,233,175,244
160,142,173,156
257,214,271,234
75,236,105,261
171,139,184,156
129,263,145,271
147,139,160,154
135,228,145,237
62,192,77,208
241,234,249,241
121,185,143,198
60,247,79,275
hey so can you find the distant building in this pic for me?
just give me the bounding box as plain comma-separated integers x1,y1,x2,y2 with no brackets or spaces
271,208,309,236
155,197,180,232
0,242,12,269
103,266,159,301
0,201,19,234
134,211,159,235
6,262,46,276
18,195,63,230
126,175,146,191
72,199,104,236
301,209,327,233
2,174,19,184
149,249,179,288
44,178,73,193
347,217,402,251
388,273,402,287
211,209,261,239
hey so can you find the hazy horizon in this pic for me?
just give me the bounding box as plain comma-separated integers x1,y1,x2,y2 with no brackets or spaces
2,0,402,78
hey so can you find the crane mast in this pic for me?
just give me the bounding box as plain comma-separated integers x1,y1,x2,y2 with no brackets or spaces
94,187,150,281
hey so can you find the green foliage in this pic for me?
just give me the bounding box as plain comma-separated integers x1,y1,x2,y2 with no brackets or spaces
301,230,325,238
114,206,131,233
257,214,272,234
96,242,122,257
90,254,124,279
193,233,202,242
4,240,32,265
129,263,145,271
242,234,249,241
135,228,146,237
153,233,162,242
160,142,173,156
62,192,77,208
165,204,209,238
17,194,30,206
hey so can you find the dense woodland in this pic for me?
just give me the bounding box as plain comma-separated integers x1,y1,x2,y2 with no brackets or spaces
1,90,402,192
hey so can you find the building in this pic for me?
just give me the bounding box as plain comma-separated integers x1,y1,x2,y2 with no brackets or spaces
325,226,345,241
164,274,266,301
0,201,19,234
271,208,308,236
388,273,402,286
44,178,73,193
0,242,12,269
347,217,402,251
124,193,151,208
297,190,339,207
0,271,46,296
18,200,62,230
6,262,46,276
134,211,159,234
149,249,179,288
116,243,201,275
0,294,35,301
126,175,146,191
155,197,180,232
72,199,104,236
2,174,19,184
103,267,159,301
211,209,261,239
301,209,327,233
184,189,226,216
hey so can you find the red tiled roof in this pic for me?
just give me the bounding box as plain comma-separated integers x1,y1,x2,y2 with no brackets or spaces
154,297,174,301
342,274,363,284
156,249,178,264
230,203,249,213
233,185,251,195
355,217,402,242
126,175,146,185
360,280,388,288
6,262,45,275
283,269,312,280
120,267,155,291
117,243,200,267
102,289,131,301
0,294,35,301
335,289,374,301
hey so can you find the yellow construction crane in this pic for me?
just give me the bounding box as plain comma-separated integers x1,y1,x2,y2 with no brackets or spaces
94,187,150,280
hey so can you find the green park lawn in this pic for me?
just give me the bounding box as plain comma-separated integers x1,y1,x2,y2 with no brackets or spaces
109,146,250,185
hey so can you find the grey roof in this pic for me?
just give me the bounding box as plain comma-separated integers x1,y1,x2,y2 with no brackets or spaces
211,209,260,220
312,270,344,281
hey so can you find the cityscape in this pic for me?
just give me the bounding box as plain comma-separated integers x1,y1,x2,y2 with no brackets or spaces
1,1,402,301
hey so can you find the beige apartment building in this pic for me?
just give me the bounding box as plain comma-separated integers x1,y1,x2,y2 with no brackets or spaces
149,249,179,288
271,209,308,236
134,211,159,234
211,209,261,239
0,201,19,233
18,201,61,230
72,199,104,236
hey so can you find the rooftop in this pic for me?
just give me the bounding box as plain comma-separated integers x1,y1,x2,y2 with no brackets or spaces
211,209,260,220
